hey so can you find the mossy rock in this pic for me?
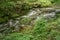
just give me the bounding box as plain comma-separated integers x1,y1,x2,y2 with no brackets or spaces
20,17,33,25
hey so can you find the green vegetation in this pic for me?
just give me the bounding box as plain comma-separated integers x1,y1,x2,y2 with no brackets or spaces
0,0,60,40
54,0,60,4
20,17,32,25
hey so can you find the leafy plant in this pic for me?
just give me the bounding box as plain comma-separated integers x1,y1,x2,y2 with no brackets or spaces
55,35,60,40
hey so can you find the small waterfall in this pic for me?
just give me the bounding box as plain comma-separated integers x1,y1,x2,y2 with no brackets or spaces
0,8,60,33
27,10,37,17
43,12,56,17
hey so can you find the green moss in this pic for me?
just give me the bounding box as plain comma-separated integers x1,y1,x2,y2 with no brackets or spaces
24,0,53,7
20,17,32,25
0,17,9,23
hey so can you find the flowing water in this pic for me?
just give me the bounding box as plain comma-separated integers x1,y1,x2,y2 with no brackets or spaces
0,8,60,33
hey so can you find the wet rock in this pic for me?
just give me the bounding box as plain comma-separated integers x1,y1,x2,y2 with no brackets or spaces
43,12,56,18
24,8,42,18
43,12,56,20
56,9,60,13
